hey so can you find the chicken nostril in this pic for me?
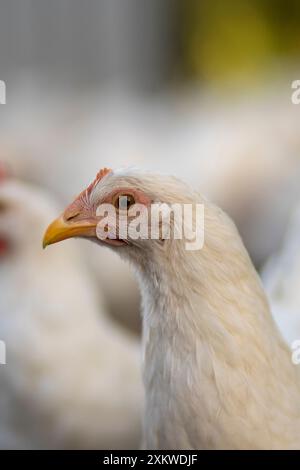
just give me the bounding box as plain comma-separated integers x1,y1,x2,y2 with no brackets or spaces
65,212,80,222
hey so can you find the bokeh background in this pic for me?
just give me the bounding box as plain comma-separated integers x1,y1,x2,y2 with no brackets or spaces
0,0,300,449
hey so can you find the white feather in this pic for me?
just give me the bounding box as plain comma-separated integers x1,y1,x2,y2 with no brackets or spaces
89,169,300,449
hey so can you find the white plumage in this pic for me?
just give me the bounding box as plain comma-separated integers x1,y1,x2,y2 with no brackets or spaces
0,178,143,449
45,168,300,449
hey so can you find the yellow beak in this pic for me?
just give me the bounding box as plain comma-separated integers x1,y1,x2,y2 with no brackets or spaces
43,216,97,249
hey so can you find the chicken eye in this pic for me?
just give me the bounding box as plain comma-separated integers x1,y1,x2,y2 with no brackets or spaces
65,212,80,222
114,194,135,210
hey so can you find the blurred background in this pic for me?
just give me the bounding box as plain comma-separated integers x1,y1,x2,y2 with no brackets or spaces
0,0,300,449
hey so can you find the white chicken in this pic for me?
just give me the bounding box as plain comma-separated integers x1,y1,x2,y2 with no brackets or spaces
0,177,143,449
262,202,300,347
44,167,300,450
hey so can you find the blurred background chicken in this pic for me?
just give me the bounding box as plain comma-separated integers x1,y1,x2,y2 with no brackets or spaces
0,175,143,449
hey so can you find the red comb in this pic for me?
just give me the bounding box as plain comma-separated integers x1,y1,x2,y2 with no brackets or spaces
0,238,9,256
96,168,111,180
86,167,112,194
